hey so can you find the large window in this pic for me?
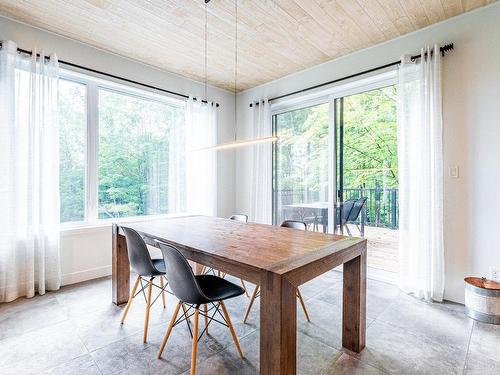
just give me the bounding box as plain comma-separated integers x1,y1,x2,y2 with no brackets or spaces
58,71,186,225
98,89,185,219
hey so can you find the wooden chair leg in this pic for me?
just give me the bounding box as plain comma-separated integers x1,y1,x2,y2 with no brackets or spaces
203,304,209,335
296,288,311,322
120,276,140,324
220,301,244,358
243,285,260,324
240,279,250,298
143,278,154,343
191,308,200,375
160,276,167,308
158,301,182,358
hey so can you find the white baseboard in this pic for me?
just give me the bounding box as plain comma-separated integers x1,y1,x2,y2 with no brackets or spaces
61,265,112,286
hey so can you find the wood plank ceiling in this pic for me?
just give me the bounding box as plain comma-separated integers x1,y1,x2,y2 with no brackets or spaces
0,0,496,91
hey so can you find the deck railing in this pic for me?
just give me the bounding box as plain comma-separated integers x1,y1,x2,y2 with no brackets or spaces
277,187,399,229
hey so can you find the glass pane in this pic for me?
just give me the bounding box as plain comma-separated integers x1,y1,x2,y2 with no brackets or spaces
341,86,398,227
98,89,185,219
59,79,86,223
339,86,398,273
274,103,330,231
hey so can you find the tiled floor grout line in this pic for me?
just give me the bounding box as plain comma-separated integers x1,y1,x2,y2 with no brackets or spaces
461,320,475,375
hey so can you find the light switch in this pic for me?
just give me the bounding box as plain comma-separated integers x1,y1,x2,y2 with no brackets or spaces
448,165,459,178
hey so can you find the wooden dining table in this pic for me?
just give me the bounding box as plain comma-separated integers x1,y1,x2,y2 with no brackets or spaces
111,215,367,375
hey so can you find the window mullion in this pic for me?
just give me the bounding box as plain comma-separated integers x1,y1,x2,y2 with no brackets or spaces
86,83,99,223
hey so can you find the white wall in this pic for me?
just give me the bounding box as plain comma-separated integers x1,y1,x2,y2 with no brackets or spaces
0,15,236,285
235,3,500,304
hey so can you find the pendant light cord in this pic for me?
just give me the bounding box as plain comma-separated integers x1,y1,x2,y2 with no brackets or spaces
204,0,208,102
234,0,238,141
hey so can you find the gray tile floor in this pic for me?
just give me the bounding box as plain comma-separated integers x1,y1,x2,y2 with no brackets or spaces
1,271,499,375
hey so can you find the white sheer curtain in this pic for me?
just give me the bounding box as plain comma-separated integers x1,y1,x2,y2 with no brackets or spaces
168,105,186,214
185,97,217,216
397,45,444,302
0,41,61,302
250,100,272,224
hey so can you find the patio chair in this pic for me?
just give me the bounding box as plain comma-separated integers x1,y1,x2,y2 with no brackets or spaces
343,197,367,236
337,199,356,235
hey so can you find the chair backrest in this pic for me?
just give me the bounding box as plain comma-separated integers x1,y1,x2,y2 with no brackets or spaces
157,242,208,305
340,199,356,224
347,197,367,222
121,227,162,276
229,214,248,222
280,220,307,231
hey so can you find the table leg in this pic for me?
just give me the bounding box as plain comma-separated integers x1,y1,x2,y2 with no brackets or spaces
112,224,130,305
260,272,297,375
342,250,367,352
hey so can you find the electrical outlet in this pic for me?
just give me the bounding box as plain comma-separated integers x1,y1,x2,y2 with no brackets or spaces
490,267,500,281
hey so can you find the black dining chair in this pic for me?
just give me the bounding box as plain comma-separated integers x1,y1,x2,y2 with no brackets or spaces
229,214,248,222
343,197,367,236
119,227,170,343
243,220,311,323
281,219,307,230
156,242,245,375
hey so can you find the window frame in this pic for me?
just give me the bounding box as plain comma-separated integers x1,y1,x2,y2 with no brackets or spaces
59,68,186,229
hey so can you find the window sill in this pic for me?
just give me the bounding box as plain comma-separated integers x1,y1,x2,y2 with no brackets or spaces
60,212,193,237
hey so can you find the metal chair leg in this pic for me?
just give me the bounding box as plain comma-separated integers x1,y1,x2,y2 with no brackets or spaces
203,304,209,334
182,303,191,324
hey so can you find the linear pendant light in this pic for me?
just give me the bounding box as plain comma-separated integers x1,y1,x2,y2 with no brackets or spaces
195,0,278,152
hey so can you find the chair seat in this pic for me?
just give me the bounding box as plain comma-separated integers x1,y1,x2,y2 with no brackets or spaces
196,275,245,302
151,259,166,275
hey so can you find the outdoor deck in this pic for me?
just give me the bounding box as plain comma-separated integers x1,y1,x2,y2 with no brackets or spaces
361,225,399,273
318,224,399,274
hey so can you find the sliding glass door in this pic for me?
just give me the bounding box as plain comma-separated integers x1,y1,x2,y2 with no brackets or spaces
335,86,399,273
273,102,330,231
272,79,399,276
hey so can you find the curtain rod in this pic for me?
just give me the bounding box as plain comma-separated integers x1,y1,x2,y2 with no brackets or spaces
0,41,220,107
250,43,454,107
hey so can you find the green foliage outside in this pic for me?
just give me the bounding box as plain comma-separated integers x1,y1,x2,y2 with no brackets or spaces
342,86,398,190
98,89,184,219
